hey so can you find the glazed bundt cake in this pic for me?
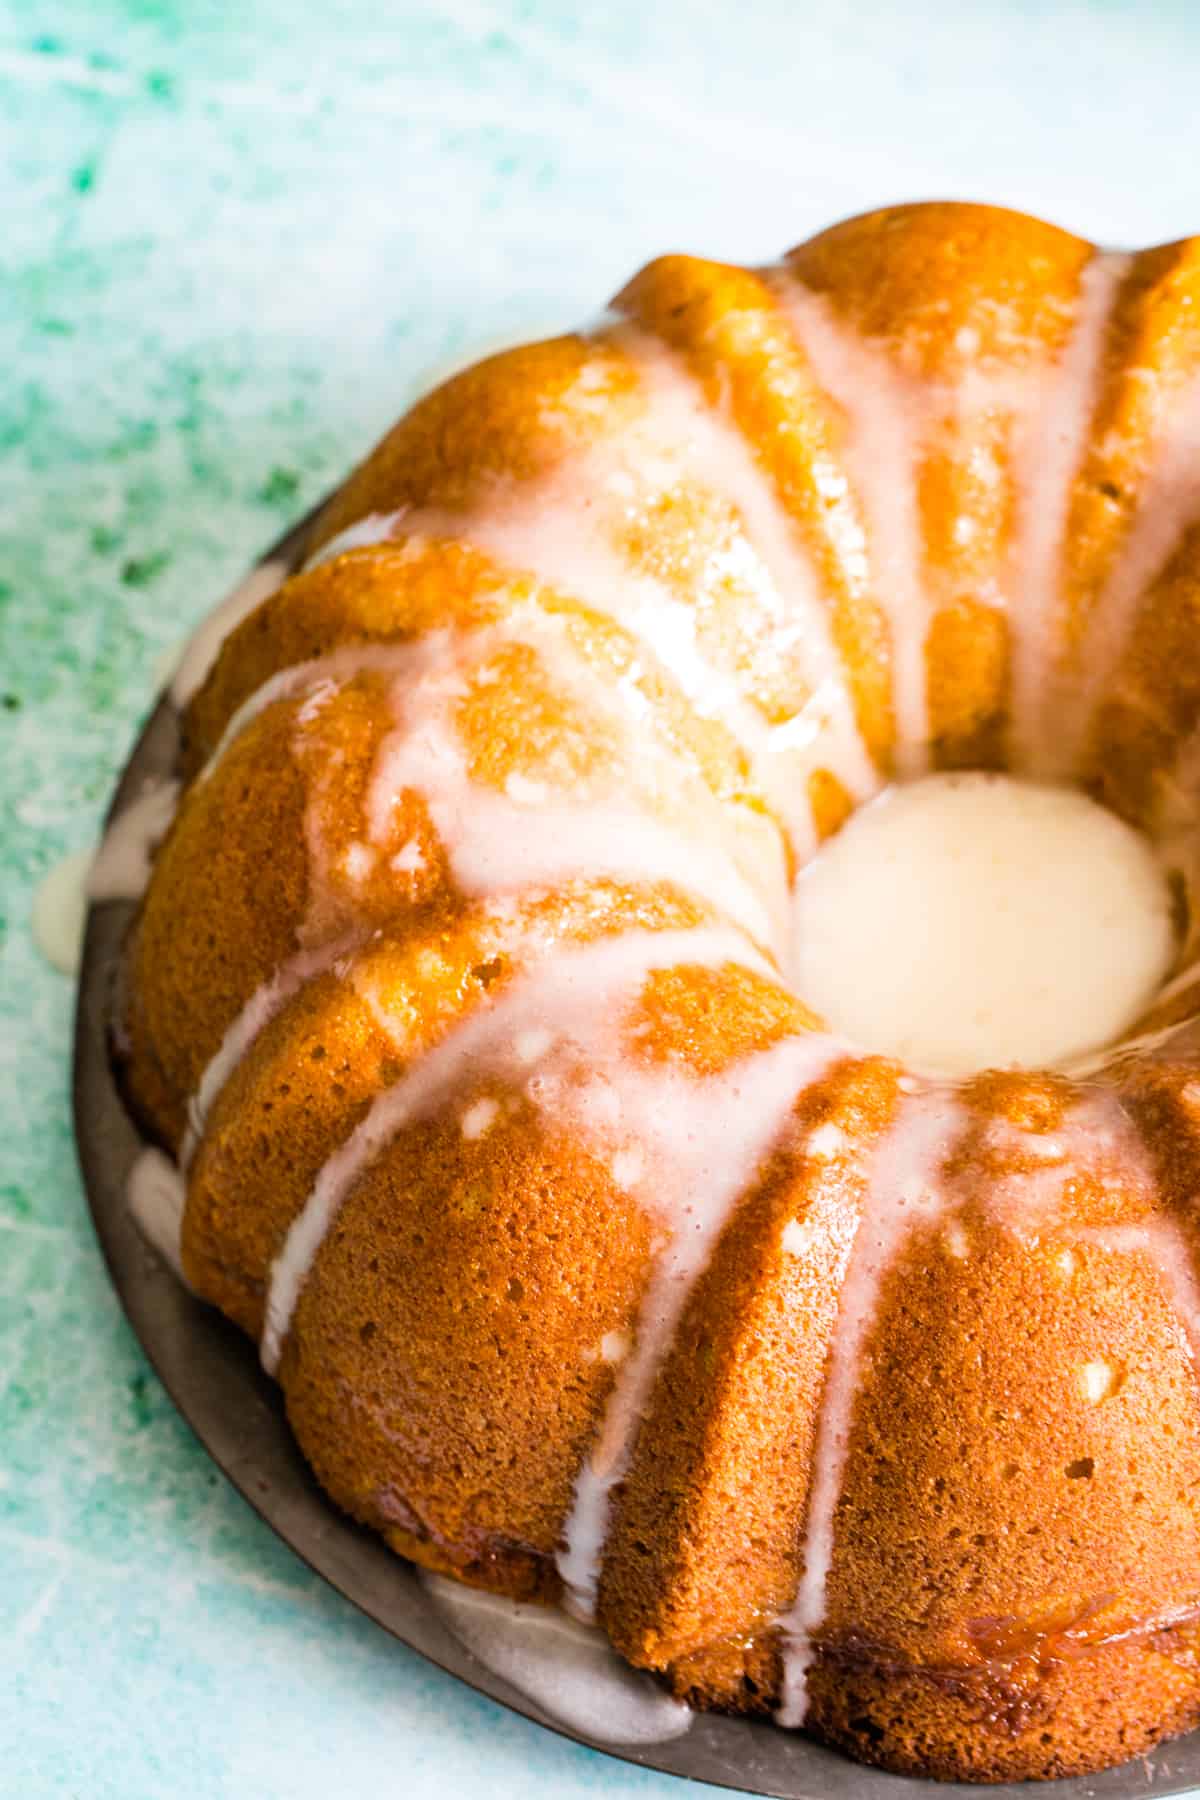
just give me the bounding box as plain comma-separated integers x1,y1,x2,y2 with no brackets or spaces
112,202,1200,1781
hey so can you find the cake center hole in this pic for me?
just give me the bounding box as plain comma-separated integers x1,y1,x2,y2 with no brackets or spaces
791,773,1176,1078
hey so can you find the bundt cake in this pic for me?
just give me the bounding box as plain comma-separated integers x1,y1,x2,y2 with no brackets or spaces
110,201,1200,1782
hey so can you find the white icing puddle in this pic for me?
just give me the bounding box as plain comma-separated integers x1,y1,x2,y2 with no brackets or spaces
422,1573,691,1745
793,773,1176,1076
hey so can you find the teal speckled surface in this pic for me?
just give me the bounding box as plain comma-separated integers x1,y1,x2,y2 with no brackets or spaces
7,3,1200,1794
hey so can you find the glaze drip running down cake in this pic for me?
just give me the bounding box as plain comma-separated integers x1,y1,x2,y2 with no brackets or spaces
106,203,1200,1782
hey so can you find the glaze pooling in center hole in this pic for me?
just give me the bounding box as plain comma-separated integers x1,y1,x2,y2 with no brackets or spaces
792,772,1177,1078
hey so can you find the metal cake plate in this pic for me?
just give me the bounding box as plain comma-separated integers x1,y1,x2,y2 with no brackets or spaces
71,511,1200,1800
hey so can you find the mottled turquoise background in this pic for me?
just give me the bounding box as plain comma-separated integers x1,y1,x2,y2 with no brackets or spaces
6,3,1200,1795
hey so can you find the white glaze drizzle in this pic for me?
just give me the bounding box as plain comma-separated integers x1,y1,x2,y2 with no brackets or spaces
617,328,880,811
88,779,181,902
198,625,785,953
464,503,791,783
309,505,784,790
421,1573,691,1744
184,798,779,1209
297,507,404,571
974,1091,1142,1241
1082,1218,1200,1365
364,652,783,953
778,252,1130,780
1061,373,1200,777
771,1083,1200,1729
260,925,776,1373
180,930,365,1172
777,277,930,774
556,1030,843,1622
1008,251,1129,771
126,1147,188,1281
170,557,290,708
303,512,407,568
105,239,1200,1746
777,1087,965,1726
469,495,830,866
194,637,450,782
298,327,882,861
290,263,1137,819
172,595,790,1181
